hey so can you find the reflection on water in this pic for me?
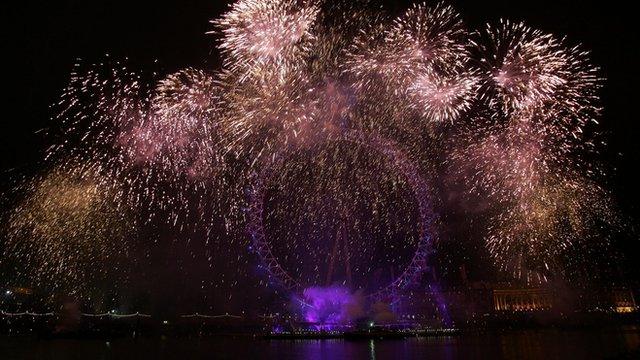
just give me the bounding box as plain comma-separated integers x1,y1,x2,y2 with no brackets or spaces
1,327,638,360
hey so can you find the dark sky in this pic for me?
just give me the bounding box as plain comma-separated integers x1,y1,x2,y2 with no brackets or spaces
1,0,638,307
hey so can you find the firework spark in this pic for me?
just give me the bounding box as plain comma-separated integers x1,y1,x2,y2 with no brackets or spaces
3,161,131,295
48,62,225,228
213,0,319,78
477,20,601,126
1,0,618,297
450,20,607,280
407,70,478,123
486,177,618,283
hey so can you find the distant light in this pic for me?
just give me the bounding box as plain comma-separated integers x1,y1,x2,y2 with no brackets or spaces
369,322,374,327
5,290,12,296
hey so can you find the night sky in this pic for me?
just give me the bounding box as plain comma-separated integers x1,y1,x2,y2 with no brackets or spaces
1,0,638,313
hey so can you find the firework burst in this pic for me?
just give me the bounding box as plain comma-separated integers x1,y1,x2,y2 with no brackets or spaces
450,20,608,280
407,70,478,123
1,0,620,296
49,61,224,227
213,0,320,79
344,3,475,126
477,20,601,126
486,176,618,283
3,161,132,295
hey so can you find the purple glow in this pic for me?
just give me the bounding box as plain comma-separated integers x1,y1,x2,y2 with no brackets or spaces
428,283,452,327
300,286,364,327
271,325,284,334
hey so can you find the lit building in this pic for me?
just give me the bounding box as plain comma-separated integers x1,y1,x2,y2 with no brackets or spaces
492,288,553,312
611,288,636,313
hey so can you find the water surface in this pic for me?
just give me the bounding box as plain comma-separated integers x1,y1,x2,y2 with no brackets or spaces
2,327,638,359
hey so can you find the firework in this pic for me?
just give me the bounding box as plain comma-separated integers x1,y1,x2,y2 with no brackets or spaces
477,20,601,126
3,161,131,295
451,108,613,280
212,0,319,79
486,177,617,283
49,61,224,227
407,70,478,123
388,2,469,71
218,67,315,160
1,0,618,296
121,68,220,180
